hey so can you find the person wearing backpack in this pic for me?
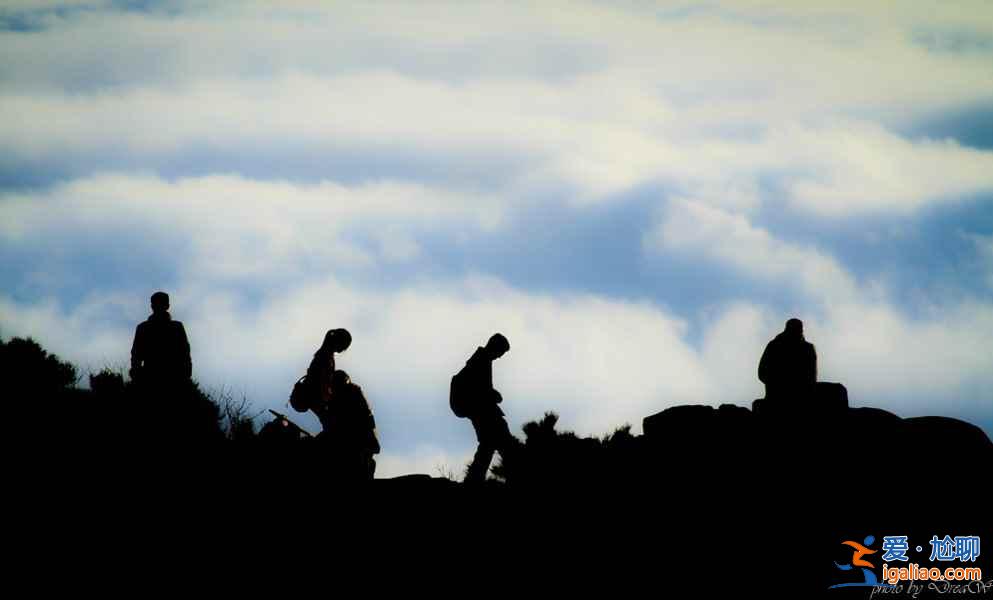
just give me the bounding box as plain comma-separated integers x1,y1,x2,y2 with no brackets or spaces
451,333,516,485
291,328,352,414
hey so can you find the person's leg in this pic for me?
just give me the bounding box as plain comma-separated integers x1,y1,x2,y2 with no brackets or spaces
492,416,517,470
465,417,496,484
465,443,495,484
318,434,347,481
348,448,374,482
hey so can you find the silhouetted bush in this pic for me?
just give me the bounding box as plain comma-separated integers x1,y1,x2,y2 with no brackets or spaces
2,335,78,394
90,368,126,398
216,389,260,441
2,335,236,446
492,412,639,488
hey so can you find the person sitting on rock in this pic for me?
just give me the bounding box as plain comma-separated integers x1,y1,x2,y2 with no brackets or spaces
758,318,817,402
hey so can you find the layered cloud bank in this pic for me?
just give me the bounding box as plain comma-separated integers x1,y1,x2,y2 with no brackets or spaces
2,2,992,475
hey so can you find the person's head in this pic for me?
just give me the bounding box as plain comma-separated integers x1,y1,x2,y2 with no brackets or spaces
331,369,351,391
784,318,804,338
322,328,352,353
485,333,510,359
150,291,170,314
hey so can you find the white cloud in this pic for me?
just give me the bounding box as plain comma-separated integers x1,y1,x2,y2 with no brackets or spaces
3,3,993,214
966,232,993,291
770,122,993,216
699,303,776,403
0,173,502,280
647,198,858,303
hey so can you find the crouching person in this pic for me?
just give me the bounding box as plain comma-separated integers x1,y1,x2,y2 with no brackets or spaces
316,370,380,481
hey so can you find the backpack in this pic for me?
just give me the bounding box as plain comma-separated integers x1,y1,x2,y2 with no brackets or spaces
289,375,315,413
449,369,471,418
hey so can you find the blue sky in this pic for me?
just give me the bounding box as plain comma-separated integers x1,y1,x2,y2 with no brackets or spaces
2,1,992,475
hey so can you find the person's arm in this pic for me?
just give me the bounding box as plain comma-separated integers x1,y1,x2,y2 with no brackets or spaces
361,395,381,454
484,357,502,403
758,342,772,384
130,324,144,379
178,323,192,380
307,351,333,412
305,350,330,386
305,352,320,381
484,355,494,389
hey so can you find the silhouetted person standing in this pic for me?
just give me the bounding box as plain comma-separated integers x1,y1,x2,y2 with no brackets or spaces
758,318,817,402
130,291,192,391
316,370,380,481
129,291,195,443
298,328,352,414
452,333,516,485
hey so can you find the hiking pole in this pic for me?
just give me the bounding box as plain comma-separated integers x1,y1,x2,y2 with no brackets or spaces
268,409,314,438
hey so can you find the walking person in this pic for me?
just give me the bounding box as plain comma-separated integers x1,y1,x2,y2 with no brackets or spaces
450,333,517,485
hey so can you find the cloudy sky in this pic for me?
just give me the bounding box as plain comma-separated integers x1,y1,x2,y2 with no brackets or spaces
2,1,992,476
